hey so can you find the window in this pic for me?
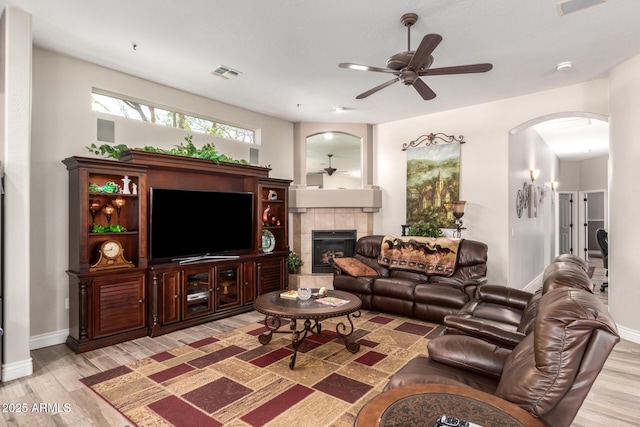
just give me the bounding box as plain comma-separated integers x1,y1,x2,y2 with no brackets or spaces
92,90,255,144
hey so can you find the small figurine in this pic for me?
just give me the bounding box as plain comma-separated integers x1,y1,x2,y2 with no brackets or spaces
131,182,138,195
121,175,131,194
262,205,271,224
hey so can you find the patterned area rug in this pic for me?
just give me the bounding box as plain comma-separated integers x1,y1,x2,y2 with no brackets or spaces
80,310,441,426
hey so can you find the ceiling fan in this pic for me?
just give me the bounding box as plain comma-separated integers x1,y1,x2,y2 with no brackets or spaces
338,12,493,100
324,154,337,176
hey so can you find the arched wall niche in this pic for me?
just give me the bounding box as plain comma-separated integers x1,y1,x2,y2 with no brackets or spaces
290,122,381,212
306,131,362,189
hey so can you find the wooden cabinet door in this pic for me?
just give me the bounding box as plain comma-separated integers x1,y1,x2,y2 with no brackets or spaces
92,273,146,338
243,262,256,304
162,271,181,324
257,257,286,295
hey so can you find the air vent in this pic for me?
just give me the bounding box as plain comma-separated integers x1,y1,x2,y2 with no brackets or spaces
210,65,242,80
556,0,607,16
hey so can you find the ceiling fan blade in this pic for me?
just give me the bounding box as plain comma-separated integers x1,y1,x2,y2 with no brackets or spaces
408,34,442,70
339,62,397,74
356,78,399,99
412,78,436,100
419,63,493,76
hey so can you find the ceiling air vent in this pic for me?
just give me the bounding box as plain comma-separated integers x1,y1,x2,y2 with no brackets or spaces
556,0,607,16
211,65,242,80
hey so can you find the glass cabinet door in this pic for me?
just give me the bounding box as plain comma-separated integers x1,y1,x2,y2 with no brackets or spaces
215,263,242,310
183,270,213,318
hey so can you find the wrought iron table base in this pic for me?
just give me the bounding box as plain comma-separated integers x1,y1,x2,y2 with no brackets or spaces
258,310,361,369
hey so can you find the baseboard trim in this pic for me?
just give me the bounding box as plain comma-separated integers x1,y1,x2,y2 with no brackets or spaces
523,272,543,292
2,357,33,382
617,324,640,345
30,329,69,350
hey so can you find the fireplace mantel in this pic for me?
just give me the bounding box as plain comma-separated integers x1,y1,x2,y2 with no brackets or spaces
289,185,382,212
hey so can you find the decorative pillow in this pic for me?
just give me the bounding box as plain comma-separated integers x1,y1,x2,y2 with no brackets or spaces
333,257,378,277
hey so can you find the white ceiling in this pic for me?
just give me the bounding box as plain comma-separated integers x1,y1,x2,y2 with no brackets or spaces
3,0,634,159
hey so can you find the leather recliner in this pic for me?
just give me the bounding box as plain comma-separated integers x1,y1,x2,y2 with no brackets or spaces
442,255,593,349
384,286,620,427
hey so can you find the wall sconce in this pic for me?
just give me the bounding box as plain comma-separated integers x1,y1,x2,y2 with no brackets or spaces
540,181,559,201
530,169,540,182
452,200,466,238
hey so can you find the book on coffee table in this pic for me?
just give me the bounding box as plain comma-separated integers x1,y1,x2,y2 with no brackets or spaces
280,290,298,300
315,296,349,307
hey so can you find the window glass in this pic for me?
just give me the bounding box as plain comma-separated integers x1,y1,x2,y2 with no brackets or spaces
92,91,255,144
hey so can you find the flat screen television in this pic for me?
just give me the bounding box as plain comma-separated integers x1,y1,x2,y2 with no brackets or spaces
150,188,254,262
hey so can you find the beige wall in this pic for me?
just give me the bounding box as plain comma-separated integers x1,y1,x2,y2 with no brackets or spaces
559,161,581,191
558,155,608,192
579,156,608,191
508,127,559,288
609,53,640,342
374,79,609,285
28,48,293,343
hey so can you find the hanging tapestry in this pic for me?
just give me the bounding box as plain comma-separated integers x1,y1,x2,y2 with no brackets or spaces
406,142,461,228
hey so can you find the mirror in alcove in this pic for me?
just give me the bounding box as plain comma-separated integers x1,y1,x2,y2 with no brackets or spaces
305,132,362,189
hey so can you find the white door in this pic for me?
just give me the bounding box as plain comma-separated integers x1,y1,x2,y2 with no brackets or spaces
558,192,575,254
578,190,608,261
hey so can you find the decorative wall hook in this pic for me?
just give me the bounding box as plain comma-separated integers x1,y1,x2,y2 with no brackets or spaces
402,132,466,151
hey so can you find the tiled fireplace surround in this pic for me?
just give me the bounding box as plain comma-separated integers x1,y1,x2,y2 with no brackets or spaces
290,208,374,290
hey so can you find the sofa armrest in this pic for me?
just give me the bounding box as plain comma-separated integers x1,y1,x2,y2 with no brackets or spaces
443,315,526,349
331,262,344,276
427,335,511,379
477,285,533,310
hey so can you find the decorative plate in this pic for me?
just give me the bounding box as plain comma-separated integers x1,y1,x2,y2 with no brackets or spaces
262,229,275,253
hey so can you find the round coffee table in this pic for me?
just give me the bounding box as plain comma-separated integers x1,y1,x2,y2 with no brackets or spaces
253,289,362,369
355,383,546,427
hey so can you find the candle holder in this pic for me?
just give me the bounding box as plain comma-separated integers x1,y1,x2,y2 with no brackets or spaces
113,196,126,224
102,204,115,226
89,199,102,223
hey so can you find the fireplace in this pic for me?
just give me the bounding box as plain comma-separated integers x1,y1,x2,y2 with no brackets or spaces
312,230,357,273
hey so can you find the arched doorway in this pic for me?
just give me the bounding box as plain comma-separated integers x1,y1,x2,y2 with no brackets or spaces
508,112,609,288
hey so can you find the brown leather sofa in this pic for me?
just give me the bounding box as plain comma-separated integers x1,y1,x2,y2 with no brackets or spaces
442,254,594,349
332,235,488,323
384,285,620,427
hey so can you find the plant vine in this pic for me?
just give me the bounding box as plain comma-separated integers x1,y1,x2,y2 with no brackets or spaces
86,134,254,166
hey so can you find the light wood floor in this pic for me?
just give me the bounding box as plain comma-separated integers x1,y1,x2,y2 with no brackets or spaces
1,261,637,427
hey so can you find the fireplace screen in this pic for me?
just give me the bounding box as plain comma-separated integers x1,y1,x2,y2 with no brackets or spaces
312,230,357,273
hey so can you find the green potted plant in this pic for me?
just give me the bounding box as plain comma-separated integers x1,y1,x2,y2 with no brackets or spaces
287,251,304,274
406,220,444,238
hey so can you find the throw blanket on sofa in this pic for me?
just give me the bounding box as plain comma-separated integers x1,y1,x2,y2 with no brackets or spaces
378,235,462,276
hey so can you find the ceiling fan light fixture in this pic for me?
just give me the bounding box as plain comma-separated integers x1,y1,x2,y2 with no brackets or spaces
556,61,573,71
334,106,345,113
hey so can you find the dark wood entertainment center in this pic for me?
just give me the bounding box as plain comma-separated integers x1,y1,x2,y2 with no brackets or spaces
63,151,290,353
